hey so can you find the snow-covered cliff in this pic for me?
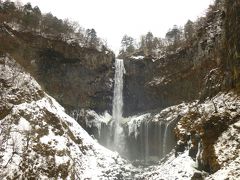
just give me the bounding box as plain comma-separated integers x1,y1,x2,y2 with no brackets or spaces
0,55,134,179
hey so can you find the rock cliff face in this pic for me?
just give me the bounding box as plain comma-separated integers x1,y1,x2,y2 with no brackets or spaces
75,91,240,179
123,53,206,116
0,24,115,113
174,92,240,174
222,0,240,89
1,0,240,179
123,0,227,116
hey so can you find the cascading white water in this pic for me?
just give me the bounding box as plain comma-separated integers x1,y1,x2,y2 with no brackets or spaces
145,121,149,162
196,140,203,168
162,122,169,156
112,59,125,153
69,58,176,161
159,121,162,157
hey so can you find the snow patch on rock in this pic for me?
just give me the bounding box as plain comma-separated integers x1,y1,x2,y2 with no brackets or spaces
136,151,198,179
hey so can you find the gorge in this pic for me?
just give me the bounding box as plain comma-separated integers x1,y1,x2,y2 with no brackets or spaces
0,0,240,179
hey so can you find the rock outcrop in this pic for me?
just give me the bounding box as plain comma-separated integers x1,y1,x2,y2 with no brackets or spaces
174,92,240,174
1,54,239,179
1,0,240,179
0,23,115,113
222,0,240,90
123,0,227,116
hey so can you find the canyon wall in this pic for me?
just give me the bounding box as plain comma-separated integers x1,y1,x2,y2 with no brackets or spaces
123,0,230,116
0,24,115,113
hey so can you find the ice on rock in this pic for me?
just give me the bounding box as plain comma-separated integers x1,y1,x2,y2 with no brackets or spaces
127,113,151,138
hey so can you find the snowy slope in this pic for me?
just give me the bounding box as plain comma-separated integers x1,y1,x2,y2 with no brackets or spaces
135,151,198,180
1,55,239,179
207,120,240,180
0,55,134,179
133,92,240,179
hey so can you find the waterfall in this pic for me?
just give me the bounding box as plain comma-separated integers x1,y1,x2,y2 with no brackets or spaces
112,59,125,153
162,122,169,156
145,121,149,162
159,121,162,158
196,140,203,168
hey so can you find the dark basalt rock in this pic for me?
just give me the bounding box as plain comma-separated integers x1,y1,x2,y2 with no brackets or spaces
191,172,205,180
123,46,218,116
122,2,233,117
0,24,115,113
175,141,186,156
189,133,201,160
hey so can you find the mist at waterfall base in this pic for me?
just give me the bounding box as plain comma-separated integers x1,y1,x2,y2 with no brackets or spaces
99,59,176,164
70,59,177,164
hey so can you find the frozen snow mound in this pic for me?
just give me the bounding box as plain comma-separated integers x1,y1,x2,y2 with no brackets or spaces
0,55,134,179
135,151,198,180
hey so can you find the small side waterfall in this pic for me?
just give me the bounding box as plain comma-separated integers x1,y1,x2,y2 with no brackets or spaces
163,122,169,156
145,121,149,162
159,121,162,157
112,59,125,153
126,119,174,163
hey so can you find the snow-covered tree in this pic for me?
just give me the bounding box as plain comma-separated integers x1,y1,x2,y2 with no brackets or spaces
119,34,135,56
184,20,194,41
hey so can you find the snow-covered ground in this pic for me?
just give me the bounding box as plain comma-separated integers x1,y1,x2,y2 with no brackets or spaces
74,91,240,180
133,92,240,179
0,56,135,179
207,120,240,180
1,55,240,179
136,151,199,180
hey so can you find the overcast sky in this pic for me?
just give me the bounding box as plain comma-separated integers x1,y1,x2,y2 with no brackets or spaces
20,0,213,53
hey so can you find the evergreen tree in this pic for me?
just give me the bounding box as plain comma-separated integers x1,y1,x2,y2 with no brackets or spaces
184,20,194,40
145,32,154,55
1,0,16,22
166,25,181,42
139,35,146,51
165,25,183,50
120,34,135,55
22,3,41,30
86,28,99,48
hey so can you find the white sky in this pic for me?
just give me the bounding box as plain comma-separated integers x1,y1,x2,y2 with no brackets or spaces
20,0,213,53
